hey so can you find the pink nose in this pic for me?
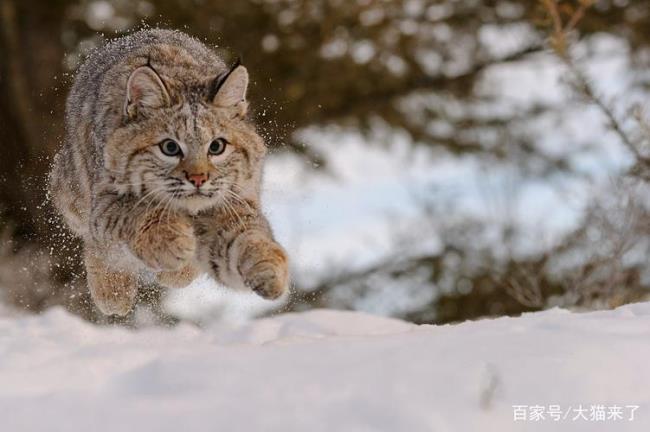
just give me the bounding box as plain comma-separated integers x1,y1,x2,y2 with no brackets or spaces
187,173,208,188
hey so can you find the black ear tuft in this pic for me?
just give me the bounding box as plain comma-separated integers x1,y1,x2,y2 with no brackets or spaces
208,56,244,101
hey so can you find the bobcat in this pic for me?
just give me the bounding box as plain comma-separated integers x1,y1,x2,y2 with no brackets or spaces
49,29,289,316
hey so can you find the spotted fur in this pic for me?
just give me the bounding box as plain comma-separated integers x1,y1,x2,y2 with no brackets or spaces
49,29,289,316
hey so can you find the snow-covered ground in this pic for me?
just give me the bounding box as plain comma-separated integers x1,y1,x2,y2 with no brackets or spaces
1,301,649,431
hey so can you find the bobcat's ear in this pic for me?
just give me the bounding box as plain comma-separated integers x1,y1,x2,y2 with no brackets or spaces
125,66,170,118
210,64,249,117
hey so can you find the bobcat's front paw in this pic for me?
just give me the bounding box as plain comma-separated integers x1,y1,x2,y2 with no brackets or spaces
239,243,289,300
131,212,196,271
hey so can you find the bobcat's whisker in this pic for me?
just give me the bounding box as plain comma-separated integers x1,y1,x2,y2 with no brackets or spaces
162,191,182,237
222,192,247,231
222,188,255,215
130,186,169,213
221,195,241,231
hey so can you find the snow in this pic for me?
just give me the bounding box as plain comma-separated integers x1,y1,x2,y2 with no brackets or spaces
1,302,649,431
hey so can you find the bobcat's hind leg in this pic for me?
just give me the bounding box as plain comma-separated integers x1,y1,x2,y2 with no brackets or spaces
156,263,200,289
84,249,138,316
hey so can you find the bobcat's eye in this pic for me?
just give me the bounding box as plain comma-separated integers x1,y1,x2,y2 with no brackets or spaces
208,138,228,156
159,139,182,157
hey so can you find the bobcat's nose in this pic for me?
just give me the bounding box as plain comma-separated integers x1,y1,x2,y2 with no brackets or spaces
186,172,209,188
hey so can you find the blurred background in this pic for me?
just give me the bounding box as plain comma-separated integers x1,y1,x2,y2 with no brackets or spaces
0,0,649,326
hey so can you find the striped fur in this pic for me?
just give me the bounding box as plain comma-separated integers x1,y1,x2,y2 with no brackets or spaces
49,29,289,316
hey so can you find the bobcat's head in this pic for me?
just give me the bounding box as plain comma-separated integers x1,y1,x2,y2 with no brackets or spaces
105,61,265,214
